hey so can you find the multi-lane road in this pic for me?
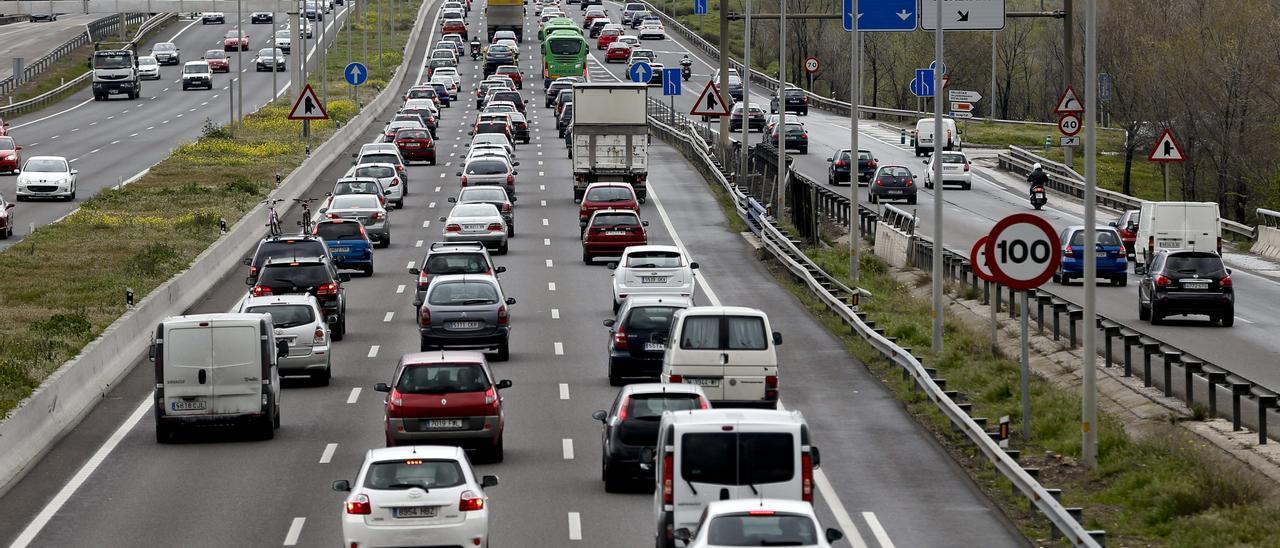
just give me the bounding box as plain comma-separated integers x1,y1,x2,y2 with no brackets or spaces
0,14,101,81
0,2,1029,547
0,6,351,250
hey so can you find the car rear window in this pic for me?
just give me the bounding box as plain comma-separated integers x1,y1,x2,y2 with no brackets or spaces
626,250,681,268
591,213,639,227
706,514,818,546
626,394,703,420
879,166,911,178
625,305,682,332
334,180,381,195
316,221,365,241
330,194,381,209
681,433,794,485
361,153,399,165
941,152,966,164
355,165,395,179
1069,230,1121,246
679,316,720,349
397,129,431,140
461,188,508,202
397,362,490,393
259,264,331,286
425,253,489,275
727,316,768,350
1163,253,1226,276
466,160,507,175
255,240,328,266
858,150,872,161
363,459,466,490
585,186,634,203
452,204,498,218
428,281,499,305
493,92,521,102
246,304,315,328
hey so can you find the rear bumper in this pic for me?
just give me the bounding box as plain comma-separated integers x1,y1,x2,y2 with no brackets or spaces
607,352,662,378
420,329,510,350
386,416,502,445
279,349,329,375
443,232,506,248
710,399,779,409
398,147,436,161
1060,258,1127,275
1152,291,1233,314
584,241,645,255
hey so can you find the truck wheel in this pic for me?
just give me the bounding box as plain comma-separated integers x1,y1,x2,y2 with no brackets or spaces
155,421,175,444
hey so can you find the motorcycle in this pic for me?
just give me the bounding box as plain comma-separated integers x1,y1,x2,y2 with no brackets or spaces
470,43,481,61
681,64,691,81
1030,185,1047,210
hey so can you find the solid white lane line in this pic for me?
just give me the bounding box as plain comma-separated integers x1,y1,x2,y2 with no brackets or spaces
567,512,582,541
559,383,570,400
561,438,574,460
396,284,407,294
544,238,551,246
346,387,362,404
862,512,894,548
546,259,554,268
554,341,564,355
383,312,394,322
647,187,721,306
368,345,380,358
551,308,560,319
548,282,556,291
319,443,338,464
282,517,306,546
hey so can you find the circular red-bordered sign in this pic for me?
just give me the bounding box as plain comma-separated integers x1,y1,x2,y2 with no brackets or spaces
984,213,1061,289
969,235,997,282
1058,113,1081,137
804,56,820,74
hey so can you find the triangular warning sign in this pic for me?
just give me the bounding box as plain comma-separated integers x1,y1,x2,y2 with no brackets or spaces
1147,128,1185,163
288,83,329,120
1053,85,1084,114
689,81,731,117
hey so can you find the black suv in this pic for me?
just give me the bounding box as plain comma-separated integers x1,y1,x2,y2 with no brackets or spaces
244,234,331,278
545,79,576,108
591,384,709,491
1139,250,1234,326
249,256,350,339
770,86,809,115
409,242,504,310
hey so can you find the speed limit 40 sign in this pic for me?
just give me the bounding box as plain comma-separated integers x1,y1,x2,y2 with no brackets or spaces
1058,113,1081,137
983,213,1061,289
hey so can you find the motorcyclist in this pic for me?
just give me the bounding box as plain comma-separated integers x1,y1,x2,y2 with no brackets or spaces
679,54,692,69
1027,163,1048,195
470,36,481,58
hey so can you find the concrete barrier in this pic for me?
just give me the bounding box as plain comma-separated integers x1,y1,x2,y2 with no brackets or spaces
874,221,911,268
0,0,435,497
1254,226,1280,261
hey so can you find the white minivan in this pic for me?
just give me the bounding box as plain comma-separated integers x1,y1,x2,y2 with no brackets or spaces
661,306,781,408
151,313,288,442
913,117,961,156
645,409,820,548
1134,201,1221,273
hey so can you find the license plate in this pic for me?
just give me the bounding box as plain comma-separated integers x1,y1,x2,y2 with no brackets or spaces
403,142,420,147
606,230,627,236
465,224,486,230
1158,239,1181,248
171,400,207,411
1093,251,1106,259
644,342,665,352
887,189,903,194
427,419,464,429
449,321,482,329
641,276,668,283
1034,192,1045,198
1182,282,1209,290
330,247,350,253
686,377,719,387
394,506,439,518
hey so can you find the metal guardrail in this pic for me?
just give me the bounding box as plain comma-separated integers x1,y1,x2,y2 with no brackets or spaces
0,12,168,118
644,96,1103,547
1259,208,1280,227
0,13,145,97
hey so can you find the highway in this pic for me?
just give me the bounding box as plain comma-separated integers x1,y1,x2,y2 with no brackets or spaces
0,6,352,250
0,2,1026,547
0,14,100,81
603,4,1280,395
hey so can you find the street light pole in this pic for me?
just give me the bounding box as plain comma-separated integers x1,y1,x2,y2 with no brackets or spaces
237,0,243,124
848,0,859,282
717,0,729,159
271,0,278,102
320,0,327,107
775,0,786,215
930,0,944,355
1081,0,1099,470
740,0,750,187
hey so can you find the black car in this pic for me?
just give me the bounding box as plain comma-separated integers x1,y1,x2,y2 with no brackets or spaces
557,103,574,137
867,165,917,204
724,75,743,102
588,19,610,38
770,86,809,115
409,242,501,309
768,121,808,154
592,384,710,491
489,90,526,114
249,256,350,339
29,12,57,22
483,45,516,76
545,78,576,107
244,234,332,279
603,296,691,385
827,148,876,185
729,102,766,132
510,115,531,144
250,11,273,23
1139,250,1234,326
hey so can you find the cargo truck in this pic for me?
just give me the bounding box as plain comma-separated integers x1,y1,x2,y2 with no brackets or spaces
91,46,141,100
572,83,649,202
486,0,524,42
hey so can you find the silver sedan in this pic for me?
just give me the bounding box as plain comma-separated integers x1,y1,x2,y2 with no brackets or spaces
440,203,508,254
319,193,391,247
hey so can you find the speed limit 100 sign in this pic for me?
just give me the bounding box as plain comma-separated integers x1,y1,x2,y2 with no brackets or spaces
984,213,1061,289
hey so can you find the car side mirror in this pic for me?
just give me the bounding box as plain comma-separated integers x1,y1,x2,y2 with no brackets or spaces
148,342,157,362
14,146,20,150
511,170,518,175
826,157,833,162
383,189,392,195
243,257,253,266
772,331,783,345
512,161,520,166
638,447,655,466
496,379,513,390
1107,221,1117,227
71,169,78,175
373,382,392,392
641,220,649,227
4,203,13,210
456,171,463,176
495,266,507,273
276,339,290,359
245,276,256,286
408,267,420,275
826,528,844,543
448,196,457,203
338,273,351,282
912,174,918,179
1226,268,1233,275
690,262,699,269
674,529,692,542
510,196,517,202
481,474,500,488
439,216,448,222
606,262,618,270
331,480,351,492
592,410,607,423
505,297,516,305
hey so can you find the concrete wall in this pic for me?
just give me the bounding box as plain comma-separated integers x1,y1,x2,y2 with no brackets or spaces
874,221,911,268
1252,226,1280,261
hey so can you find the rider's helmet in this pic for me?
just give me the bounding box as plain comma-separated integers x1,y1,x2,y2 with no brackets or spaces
1032,162,1043,171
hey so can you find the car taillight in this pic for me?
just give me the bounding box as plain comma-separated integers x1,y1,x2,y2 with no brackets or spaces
417,272,430,290
801,133,808,139
419,306,431,327
461,175,469,186
317,282,338,296
612,324,628,350
251,285,272,296
661,453,674,504
697,398,710,409
501,203,512,213
868,160,877,169
875,179,884,186
389,177,400,187
1155,275,1171,287
346,494,371,515
372,211,386,221
834,160,848,167
446,224,462,232
615,396,630,421
801,453,814,502
801,96,808,104
248,266,258,276
506,174,514,184
1221,275,1233,287
314,326,326,344
905,179,913,187
327,213,341,219
487,223,504,231
497,305,509,325
1063,245,1074,257
765,375,778,400
396,165,406,175
669,374,682,383
459,490,485,512
964,163,970,172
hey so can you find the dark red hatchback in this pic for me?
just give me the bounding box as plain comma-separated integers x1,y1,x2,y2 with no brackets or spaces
394,128,436,164
579,182,639,231
582,209,648,264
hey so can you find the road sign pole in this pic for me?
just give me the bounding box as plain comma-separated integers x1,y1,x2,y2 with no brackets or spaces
320,0,327,109
294,10,304,98
237,0,243,124
931,0,944,356
776,0,786,215
271,1,277,103
1082,0,1099,470
1162,163,1169,201
1021,289,1031,439
990,31,996,117
717,0,729,161
740,0,751,195
849,0,859,282
347,0,353,103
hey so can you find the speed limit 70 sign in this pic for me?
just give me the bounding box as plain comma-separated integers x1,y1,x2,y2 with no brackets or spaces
983,214,1061,289
804,56,820,74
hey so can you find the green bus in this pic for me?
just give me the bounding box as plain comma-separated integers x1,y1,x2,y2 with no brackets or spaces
541,29,589,88
538,17,580,41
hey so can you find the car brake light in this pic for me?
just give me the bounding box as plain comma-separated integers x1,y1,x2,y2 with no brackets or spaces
906,179,914,187
501,203,512,213
834,160,848,167
868,160,877,169
875,179,884,186
417,272,430,290
459,490,485,512
313,326,326,344
317,282,338,296
1221,275,1233,287
661,453,674,504
460,175,469,186
251,285,272,296
446,224,462,232
372,211,386,221
389,177,400,187
748,510,776,516
697,398,710,409
964,163,970,172
765,375,778,400
346,494,371,514
327,213,341,219
497,305,509,325
487,222,504,231
669,374,682,383
1063,245,1074,257
801,453,814,502
612,324,628,350
248,266,258,276
616,396,630,421
506,174,514,184
1155,275,1171,287
419,306,431,327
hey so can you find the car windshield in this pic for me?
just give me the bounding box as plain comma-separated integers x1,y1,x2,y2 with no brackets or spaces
466,160,507,175
1069,230,1121,246
429,281,499,306
94,53,132,69
706,513,819,546
276,30,290,38
1163,252,1226,276
626,250,681,268
461,188,508,203
258,48,278,57
625,305,682,333
23,158,67,172
334,180,381,195
426,253,489,275
205,50,226,59
592,213,639,227
330,195,380,210
586,186,634,203
183,64,208,74
225,30,243,38
0,138,13,149
452,204,499,218
316,221,365,241
154,43,176,52
363,459,466,490
625,393,703,420
259,264,331,287
246,304,315,329
681,432,795,485
354,166,395,179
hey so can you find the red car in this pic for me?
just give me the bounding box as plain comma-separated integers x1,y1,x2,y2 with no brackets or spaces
394,128,436,165
582,209,648,264
223,29,249,51
203,50,230,72
1114,209,1140,257
0,136,20,174
0,194,14,239
597,27,621,49
441,18,467,41
0,116,9,136
605,42,631,62
375,351,512,462
578,182,638,231
494,65,522,88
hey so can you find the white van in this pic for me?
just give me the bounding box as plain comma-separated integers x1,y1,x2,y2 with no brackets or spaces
151,313,288,443
645,409,819,548
1134,201,1221,272
914,117,961,156
661,306,781,408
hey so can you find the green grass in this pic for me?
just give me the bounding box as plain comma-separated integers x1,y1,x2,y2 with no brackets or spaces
0,0,422,418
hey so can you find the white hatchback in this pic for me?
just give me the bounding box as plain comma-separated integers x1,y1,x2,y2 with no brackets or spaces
610,245,698,312
678,499,843,548
922,150,972,190
334,446,498,548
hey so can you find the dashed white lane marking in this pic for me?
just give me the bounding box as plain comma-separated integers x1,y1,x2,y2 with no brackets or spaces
539,184,546,191
544,238,551,246
367,345,380,358
89,148,100,154
548,282,557,291
346,387,362,404
396,284,406,294
50,135,59,140
406,261,416,269
538,160,544,165
561,438,574,460
541,200,547,207
542,218,549,226
110,140,120,145
428,201,436,208
440,172,447,178
538,171,545,177
383,312,394,322
551,308,560,319
559,383,570,400
319,443,338,464
88,122,97,126
415,239,424,247
422,220,431,228
545,259,554,268
434,186,441,192
283,517,306,546
554,341,564,355
567,512,582,541
863,512,894,548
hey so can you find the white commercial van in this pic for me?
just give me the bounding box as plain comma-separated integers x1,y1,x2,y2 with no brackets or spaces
645,409,820,548
151,313,288,443
661,306,782,408
913,117,961,156
1134,201,1221,272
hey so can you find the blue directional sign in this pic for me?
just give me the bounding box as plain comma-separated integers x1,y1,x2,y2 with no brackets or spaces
344,62,368,86
910,68,934,97
844,0,916,32
663,68,682,96
628,61,653,84
1098,72,1113,103
694,0,707,16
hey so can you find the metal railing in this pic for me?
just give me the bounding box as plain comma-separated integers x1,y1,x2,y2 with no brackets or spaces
1259,208,1280,227
0,13,148,97
644,96,1104,547
0,12,169,118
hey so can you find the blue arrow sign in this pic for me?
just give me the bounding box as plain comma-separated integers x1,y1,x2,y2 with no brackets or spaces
845,0,916,32
663,68,682,96
693,0,707,15
910,68,934,97
929,59,948,76
629,61,653,84
344,62,367,86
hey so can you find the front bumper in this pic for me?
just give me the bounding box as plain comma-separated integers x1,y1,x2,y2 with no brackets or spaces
17,182,72,197
183,77,212,88
93,81,138,94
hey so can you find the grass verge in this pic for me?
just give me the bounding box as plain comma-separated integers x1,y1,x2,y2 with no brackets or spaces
0,0,422,418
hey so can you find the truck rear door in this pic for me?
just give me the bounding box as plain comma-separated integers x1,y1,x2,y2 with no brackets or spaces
162,326,215,416
210,324,264,415
670,314,725,400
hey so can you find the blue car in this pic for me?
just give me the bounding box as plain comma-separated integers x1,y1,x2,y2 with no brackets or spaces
1054,225,1127,285
314,219,374,276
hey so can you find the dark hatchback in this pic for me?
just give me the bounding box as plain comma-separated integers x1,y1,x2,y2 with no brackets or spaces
827,148,876,185
592,383,709,491
868,165,917,205
603,296,691,385
249,256,350,339
244,234,331,279
770,87,808,115
1139,250,1234,326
